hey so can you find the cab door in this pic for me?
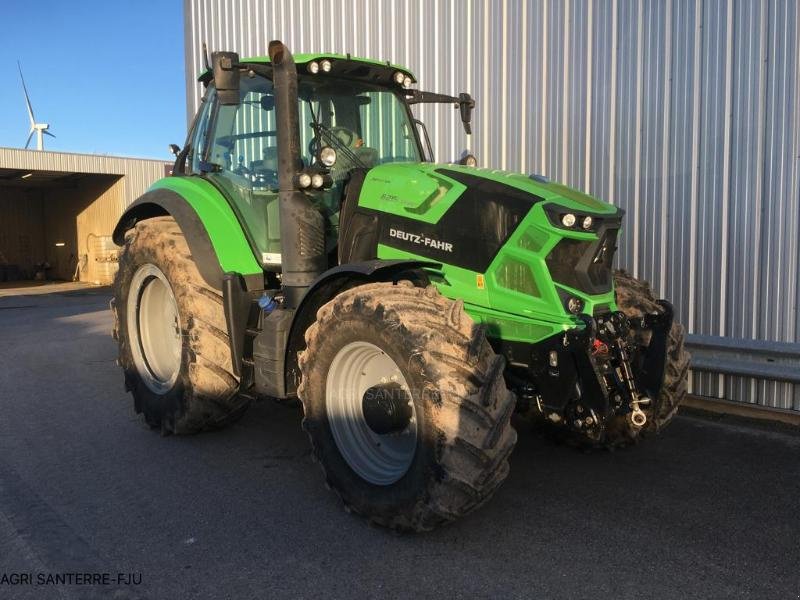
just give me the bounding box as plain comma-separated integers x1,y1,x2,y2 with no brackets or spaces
194,76,283,269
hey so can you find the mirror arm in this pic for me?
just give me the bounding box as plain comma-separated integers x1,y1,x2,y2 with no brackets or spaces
407,90,475,135
406,90,460,105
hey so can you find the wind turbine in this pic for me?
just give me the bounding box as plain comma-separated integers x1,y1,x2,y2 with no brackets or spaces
18,61,55,151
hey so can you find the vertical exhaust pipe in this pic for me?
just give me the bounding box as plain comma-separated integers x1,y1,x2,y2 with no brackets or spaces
268,40,326,309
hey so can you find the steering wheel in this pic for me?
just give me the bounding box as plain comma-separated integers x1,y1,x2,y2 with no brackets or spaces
233,154,251,177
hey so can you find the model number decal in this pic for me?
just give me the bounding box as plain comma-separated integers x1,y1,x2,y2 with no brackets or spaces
389,228,454,252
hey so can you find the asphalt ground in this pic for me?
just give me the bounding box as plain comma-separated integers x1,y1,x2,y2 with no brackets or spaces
0,286,798,599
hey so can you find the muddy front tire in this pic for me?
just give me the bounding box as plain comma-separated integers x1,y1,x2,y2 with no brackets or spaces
298,282,517,532
111,216,249,434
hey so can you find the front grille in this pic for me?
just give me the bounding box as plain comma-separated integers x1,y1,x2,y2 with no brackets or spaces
546,228,618,295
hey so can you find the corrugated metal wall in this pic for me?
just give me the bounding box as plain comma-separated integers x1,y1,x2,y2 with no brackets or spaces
184,0,800,411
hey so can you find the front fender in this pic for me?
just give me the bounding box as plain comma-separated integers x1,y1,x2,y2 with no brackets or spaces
113,177,262,290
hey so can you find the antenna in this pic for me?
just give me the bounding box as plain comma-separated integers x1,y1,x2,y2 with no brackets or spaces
17,61,55,151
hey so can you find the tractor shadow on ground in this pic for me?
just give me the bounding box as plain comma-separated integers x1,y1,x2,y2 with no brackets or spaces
230,393,800,542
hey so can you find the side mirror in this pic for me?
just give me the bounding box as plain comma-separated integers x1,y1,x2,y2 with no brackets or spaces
168,143,181,156
458,93,475,135
212,51,241,105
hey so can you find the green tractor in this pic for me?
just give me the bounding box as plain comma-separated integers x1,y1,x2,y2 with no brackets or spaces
111,41,689,531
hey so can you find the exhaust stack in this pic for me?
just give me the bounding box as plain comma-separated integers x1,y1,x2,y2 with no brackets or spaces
268,40,326,309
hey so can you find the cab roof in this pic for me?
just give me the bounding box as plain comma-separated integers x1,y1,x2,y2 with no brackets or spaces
198,53,416,87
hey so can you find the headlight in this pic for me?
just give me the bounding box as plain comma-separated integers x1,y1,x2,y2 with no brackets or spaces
581,216,593,230
394,71,405,84
320,59,332,72
403,76,412,88
307,61,319,74
319,146,337,167
561,213,576,228
567,296,584,314
311,173,324,188
296,172,311,188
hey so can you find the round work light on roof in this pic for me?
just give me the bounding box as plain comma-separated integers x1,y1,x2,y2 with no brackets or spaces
403,76,412,88
296,172,312,188
308,61,320,74
320,59,332,72
311,173,324,189
394,71,405,84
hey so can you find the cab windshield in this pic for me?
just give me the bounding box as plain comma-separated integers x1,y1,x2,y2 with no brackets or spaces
299,77,423,169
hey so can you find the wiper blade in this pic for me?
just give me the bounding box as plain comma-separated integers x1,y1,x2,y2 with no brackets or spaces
306,101,367,169
316,125,367,169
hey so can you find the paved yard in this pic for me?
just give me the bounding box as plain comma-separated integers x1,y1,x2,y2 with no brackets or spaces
0,288,798,599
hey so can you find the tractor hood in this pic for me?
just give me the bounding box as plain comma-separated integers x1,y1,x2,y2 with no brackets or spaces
358,162,620,220
353,162,621,275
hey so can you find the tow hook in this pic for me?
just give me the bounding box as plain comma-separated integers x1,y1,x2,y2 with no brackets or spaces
628,402,647,428
627,396,651,428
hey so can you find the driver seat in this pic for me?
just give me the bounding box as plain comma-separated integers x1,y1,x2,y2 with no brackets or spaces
249,146,279,175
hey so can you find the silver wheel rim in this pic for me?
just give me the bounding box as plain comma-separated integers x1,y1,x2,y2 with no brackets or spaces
325,341,418,486
126,264,182,394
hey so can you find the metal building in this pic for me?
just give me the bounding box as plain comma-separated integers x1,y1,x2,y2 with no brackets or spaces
183,0,800,413
0,148,168,284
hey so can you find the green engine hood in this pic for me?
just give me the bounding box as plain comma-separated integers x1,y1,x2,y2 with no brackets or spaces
357,162,619,222
353,162,622,344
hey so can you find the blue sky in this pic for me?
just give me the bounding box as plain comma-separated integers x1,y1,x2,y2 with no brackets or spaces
0,1,186,159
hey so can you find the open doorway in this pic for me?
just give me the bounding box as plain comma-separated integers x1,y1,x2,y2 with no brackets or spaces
0,168,123,285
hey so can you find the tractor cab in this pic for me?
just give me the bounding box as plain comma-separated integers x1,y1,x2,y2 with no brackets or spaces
181,53,440,271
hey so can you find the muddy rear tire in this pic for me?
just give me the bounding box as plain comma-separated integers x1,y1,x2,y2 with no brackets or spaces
111,216,250,434
298,281,517,532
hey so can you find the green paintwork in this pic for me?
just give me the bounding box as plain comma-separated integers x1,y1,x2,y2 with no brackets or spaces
361,162,620,344
359,163,617,222
199,53,416,82
149,177,263,277
150,160,619,347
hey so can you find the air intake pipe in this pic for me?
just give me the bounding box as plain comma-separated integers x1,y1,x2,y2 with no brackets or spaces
268,40,326,309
